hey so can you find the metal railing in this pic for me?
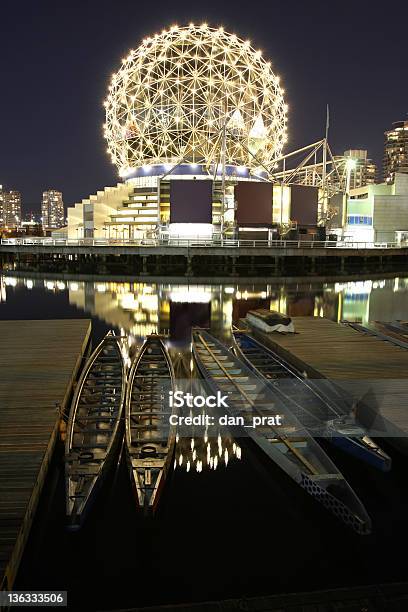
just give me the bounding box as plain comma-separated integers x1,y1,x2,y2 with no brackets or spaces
0,237,405,249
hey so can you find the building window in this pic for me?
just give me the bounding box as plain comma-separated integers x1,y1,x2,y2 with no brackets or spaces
347,215,372,226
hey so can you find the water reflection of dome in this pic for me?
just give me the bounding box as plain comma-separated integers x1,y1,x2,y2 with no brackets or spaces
6,274,408,336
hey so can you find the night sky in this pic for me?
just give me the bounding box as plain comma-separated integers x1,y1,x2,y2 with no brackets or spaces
1,0,407,211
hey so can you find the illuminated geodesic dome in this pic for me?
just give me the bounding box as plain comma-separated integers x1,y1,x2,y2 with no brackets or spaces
104,24,287,177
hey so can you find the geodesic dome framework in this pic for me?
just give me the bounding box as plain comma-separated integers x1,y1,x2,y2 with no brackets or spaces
104,24,287,176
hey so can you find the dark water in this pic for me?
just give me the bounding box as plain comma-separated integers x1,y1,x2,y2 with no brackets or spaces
1,273,408,610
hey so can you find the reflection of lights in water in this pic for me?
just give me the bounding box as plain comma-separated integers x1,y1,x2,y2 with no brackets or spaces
373,280,385,290
127,334,136,348
334,280,373,295
0,278,6,302
86,283,161,337
270,296,286,314
118,327,132,369
175,433,242,473
120,293,138,310
6,275,408,348
169,285,212,304
140,293,158,311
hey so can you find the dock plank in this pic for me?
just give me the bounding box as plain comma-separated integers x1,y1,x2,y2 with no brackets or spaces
0,319,91,590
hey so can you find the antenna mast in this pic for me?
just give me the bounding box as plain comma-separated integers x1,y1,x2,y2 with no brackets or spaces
322,104,329,208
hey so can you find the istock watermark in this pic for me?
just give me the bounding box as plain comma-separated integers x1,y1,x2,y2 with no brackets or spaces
169,390,229,409
168,389,283,430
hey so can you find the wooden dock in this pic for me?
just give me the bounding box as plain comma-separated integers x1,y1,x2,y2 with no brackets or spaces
249,317,408,445
0,319,91,590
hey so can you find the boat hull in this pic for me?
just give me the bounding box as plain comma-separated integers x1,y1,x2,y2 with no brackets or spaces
235,329,391,472
125,335,176,516
65,331,126,529
192,328,372,535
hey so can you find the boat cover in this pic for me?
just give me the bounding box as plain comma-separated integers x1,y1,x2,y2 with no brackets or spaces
247,309,295,333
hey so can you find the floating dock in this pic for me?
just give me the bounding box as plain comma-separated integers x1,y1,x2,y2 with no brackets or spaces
249,317,408,447
0,319,91,590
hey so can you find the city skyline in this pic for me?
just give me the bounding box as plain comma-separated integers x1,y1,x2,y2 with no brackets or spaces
1,0,407,209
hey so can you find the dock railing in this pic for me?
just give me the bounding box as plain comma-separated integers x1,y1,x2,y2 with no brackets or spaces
0,237,404,249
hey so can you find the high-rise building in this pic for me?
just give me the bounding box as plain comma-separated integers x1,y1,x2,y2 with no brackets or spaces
2,191,22,228
344,149,377,188
42,190,65,228
383,120,408,183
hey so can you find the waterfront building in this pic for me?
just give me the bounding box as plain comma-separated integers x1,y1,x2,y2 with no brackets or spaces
1,190,21,228
384,120,408,183
42,190,64,228
68,24,292,241
342,173,408,243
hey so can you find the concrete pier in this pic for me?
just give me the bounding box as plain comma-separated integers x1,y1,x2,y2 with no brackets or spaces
1,242,407,276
